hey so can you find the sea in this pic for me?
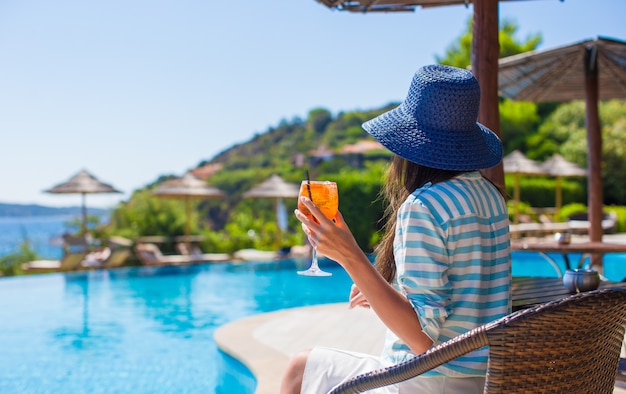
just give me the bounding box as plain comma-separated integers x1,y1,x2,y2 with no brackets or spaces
0,215,88,259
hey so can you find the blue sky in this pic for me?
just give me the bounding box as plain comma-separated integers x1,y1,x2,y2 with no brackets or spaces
1,0,624,208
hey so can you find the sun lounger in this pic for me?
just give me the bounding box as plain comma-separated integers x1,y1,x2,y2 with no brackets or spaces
567,212,618,235
509,221,571,239
175,242,231,262
135,243,230,266
135,243,194,266
23,234,90,272
82,237,133,269
101,237,133,268
82,247,112,267
510,212,619,239
233,248,280,261
22,250,88,272
189,250,231,263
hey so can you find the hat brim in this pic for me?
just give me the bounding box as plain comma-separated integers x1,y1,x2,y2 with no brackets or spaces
362,104,502,171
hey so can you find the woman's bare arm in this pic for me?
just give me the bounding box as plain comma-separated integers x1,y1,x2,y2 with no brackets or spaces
296,196,433,354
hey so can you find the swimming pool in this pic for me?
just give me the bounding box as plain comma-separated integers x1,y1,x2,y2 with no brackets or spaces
0,258,354,393
1,252,625,393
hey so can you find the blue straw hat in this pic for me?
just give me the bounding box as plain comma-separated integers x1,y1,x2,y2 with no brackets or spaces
362,64,502,171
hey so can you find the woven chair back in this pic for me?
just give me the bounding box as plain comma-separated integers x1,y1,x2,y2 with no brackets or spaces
484,288,626,393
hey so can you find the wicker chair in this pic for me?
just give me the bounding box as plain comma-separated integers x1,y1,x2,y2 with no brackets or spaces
330,288,626,394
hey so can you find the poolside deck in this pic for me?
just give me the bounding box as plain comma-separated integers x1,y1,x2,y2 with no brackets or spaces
215,301,626,394
214,303,386,394
215,303,626,394
215,233,626,394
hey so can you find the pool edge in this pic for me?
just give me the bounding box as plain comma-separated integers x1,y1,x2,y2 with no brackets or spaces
214,303,386,394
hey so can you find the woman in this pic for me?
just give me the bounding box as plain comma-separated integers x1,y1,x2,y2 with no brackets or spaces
280,64,511,394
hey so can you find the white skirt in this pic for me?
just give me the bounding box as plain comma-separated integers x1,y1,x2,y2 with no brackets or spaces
301,346,485,394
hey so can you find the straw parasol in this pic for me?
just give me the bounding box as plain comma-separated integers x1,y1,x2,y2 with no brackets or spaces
152,172,225,251
502,150,546,223
499,36,626,242
242,174,300,249
45,169,121,235
540,154,587,220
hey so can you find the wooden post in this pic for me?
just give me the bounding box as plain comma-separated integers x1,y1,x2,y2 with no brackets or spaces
584,45,604,270
555,176,563,221
472,0,505,190
185,197,192,254
81,192,88,236
274,198,282,251
513,174,520,224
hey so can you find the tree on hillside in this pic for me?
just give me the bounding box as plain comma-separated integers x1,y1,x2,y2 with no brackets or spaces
527,101,586,161
436,17,544,156
323,110,376,149
543,100,626,206
307,108,333,134
499,100,540,154
436,17,541,69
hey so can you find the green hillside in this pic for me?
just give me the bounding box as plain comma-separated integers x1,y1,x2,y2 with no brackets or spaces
108,105,396,253
107,98,626,254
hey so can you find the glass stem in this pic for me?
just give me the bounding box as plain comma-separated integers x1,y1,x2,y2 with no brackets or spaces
310,249,319,270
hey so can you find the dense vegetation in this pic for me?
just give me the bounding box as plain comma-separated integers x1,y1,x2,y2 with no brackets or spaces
102,96,625,253
106,108,393,254
98,17,626,256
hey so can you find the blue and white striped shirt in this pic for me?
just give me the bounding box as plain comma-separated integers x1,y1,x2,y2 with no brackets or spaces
381,171,511,377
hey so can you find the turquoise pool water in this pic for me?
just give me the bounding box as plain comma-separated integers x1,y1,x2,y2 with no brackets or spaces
0,258,353,394
1,253,625,393
512,250,626,282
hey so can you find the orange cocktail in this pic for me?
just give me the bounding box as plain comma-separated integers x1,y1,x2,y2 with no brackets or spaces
298,181,338,222
297,180,338,276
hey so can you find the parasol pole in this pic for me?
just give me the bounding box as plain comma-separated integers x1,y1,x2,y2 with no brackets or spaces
585,45,603,242
81,192,87,236
555,176,563,221
513,174,520,224
473,0,504,190
274,197,282,251
585,44,604,271
185,197,192,253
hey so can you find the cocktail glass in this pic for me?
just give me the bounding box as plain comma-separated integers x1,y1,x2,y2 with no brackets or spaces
297,180,338,276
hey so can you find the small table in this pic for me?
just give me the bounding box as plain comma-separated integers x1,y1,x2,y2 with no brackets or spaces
511,240,626,276
512,276,626,311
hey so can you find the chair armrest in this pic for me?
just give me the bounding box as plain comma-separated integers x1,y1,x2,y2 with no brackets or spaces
329,327,489,394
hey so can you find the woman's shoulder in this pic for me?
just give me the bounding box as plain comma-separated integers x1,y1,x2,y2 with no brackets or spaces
402,185,453,224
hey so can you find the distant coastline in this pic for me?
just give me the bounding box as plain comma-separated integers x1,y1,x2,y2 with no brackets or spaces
0,202,108,218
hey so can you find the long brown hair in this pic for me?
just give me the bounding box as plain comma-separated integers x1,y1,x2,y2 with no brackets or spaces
374,156,506,283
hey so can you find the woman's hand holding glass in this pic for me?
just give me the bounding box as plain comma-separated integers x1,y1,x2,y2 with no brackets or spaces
295,189,364,277
296,181,338,276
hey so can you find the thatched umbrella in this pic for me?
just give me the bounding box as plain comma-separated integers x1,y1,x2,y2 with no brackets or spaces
152,172,224,251
499,36,626,242
540,154,587,220
45,169,121,235
502,150,546,223
242,174,300,249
